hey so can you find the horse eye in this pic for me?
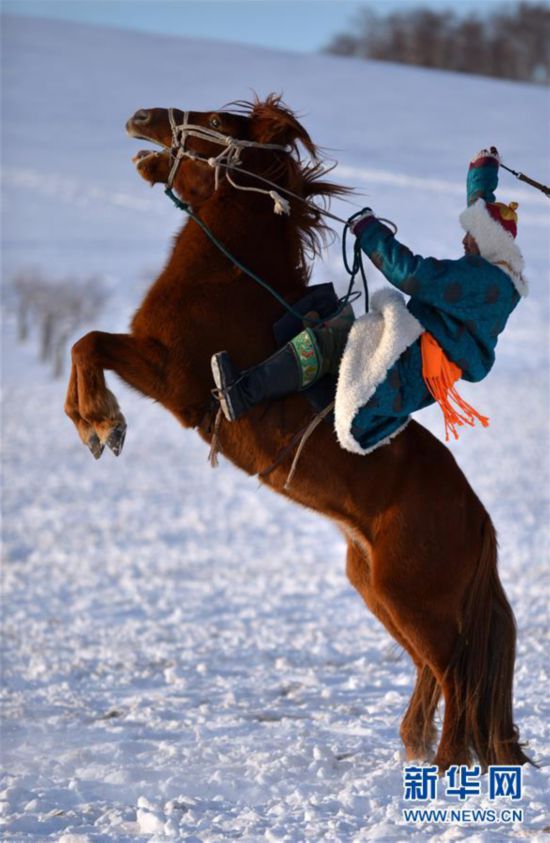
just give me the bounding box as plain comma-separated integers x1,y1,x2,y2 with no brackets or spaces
209,116,221,129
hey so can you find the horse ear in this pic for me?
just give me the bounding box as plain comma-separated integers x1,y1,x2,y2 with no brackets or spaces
250,94,317,157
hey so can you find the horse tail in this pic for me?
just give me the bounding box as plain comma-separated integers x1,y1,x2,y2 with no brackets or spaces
449,515,533,768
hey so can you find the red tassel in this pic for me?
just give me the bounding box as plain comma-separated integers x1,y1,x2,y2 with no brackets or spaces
420,332,490,441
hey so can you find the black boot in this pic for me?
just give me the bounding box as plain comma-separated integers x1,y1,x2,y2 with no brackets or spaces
211,322,352,422
211,343,305,422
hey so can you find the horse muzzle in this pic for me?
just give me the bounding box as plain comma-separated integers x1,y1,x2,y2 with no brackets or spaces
126,108,169,147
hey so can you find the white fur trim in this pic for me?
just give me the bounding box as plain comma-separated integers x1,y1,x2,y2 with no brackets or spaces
459,199,527,296
334,289,424,455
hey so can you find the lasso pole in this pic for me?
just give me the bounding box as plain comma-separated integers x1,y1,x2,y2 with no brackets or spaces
501,163,550,198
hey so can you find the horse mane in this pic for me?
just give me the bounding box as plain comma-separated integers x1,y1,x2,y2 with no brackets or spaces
222,94,352,278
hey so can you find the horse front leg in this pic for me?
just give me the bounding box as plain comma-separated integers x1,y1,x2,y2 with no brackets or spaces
65,331,166,458
65,362,108,458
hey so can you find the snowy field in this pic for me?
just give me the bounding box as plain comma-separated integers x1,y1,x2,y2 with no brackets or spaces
2,15,549,842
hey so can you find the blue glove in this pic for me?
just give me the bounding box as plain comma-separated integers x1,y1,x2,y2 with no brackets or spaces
466,147,500,206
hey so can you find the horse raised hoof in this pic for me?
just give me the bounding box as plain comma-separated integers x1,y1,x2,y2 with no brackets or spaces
88,433,105,460
105,422,127,456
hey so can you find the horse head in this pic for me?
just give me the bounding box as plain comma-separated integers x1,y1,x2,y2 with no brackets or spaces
126,94,348,263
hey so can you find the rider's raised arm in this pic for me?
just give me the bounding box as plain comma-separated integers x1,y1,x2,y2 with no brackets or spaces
349,148,502,294
352,211,445,292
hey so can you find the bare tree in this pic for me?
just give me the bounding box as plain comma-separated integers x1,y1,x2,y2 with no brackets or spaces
11,269,44,342
324,2,550,84
10,272,108,378
50,277,108,378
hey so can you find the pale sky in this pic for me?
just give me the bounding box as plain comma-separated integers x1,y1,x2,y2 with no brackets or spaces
2,0,532,53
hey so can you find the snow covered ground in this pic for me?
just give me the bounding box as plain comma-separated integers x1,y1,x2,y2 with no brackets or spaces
1,15,549,842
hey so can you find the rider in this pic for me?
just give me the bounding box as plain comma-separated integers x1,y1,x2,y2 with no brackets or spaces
211,147,526,450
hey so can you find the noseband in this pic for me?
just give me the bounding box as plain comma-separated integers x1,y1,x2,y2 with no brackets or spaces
166,108,292,215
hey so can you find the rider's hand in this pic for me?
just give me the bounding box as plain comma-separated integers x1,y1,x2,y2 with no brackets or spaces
350,208,375,237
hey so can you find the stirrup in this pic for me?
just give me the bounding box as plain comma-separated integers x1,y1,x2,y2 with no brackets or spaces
211,351,244,422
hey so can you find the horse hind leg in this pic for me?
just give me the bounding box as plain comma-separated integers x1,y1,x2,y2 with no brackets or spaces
436,518,532,770
400,664,441,761
371,516,531,770
367,528,473,769
345,539,440,761
377,586,470,769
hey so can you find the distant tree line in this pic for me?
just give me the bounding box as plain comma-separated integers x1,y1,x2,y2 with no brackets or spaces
9,270,107,378
324,2,550,84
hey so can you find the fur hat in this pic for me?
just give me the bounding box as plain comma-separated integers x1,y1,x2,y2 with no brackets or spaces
459,199,527,296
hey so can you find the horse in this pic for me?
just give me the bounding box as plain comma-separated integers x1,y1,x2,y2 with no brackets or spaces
64,94,530,770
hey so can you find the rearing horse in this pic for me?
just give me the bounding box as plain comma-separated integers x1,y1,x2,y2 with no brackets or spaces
64,95,530,770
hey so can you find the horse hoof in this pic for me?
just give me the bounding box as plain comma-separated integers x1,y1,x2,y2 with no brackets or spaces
106,422,127,456
88,434,105,460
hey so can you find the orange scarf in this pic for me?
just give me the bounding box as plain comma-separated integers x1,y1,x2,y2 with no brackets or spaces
420,332,490,441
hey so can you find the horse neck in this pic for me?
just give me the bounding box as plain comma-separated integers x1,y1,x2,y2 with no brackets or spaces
170,187,307,295
147,187,312,432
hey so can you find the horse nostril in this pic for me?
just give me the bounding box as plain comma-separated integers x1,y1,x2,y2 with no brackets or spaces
133,109,150,125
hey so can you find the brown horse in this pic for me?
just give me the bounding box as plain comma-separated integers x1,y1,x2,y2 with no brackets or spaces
64,95,530,770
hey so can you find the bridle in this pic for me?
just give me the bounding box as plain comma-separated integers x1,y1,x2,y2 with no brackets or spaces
166,108,292,215
161,106,379,320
